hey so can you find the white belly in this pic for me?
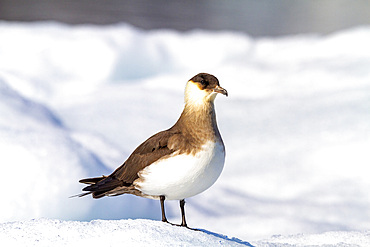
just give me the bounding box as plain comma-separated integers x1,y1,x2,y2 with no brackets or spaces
133,141,225,200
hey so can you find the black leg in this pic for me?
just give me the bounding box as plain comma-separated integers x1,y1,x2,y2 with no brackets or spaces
160,196,192,229
180,199,187,227
160,195,168,223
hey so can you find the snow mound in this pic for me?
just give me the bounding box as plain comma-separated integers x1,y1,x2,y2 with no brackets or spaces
0,219,251,247
256,231,370,247
0,78,106,221
1,218,369,247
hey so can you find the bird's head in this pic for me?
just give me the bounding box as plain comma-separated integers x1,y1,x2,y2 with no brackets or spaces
185,73,228,106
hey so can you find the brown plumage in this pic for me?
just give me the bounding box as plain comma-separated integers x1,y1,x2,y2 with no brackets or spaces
78,72,227,227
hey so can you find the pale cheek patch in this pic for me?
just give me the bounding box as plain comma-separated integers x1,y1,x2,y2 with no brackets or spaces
185,81,209,106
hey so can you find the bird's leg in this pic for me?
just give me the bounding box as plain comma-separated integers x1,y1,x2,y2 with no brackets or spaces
160,195,169,223
179,199,187,227
160,196,190,229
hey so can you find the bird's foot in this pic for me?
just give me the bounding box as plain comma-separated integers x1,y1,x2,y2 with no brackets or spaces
162,220,200,231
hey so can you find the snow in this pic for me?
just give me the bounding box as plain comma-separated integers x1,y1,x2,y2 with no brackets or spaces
0,21,370,245
258,231,370,247
0,219,249,246
0,219,251,247
1,219,369,247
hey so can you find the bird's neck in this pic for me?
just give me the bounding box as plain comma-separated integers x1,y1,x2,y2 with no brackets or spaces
175,100,221,142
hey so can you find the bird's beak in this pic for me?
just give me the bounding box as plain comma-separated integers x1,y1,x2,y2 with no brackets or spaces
213,85,228,97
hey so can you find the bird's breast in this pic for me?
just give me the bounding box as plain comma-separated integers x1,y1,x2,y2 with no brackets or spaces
133,140,225,200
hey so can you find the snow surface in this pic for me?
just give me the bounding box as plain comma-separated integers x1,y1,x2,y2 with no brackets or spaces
1,218,369,247
0,219,251,247
0,21,370,244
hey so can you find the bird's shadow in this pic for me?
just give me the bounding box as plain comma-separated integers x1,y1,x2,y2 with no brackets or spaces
197,228,254,246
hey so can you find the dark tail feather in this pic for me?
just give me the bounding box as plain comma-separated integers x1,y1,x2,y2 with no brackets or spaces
78,175,130,199
69,177,104,198
69,191,93,198
79,176,107,185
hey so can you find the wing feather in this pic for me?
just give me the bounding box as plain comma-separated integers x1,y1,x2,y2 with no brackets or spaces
79,127,181,198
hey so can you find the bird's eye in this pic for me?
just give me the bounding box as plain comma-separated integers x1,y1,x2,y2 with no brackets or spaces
200,79,207,86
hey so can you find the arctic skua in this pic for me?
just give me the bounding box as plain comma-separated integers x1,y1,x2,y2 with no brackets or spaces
78,73,227,228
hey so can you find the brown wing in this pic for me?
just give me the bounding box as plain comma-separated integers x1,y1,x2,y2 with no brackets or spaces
111,128,180,182
79,127,181,198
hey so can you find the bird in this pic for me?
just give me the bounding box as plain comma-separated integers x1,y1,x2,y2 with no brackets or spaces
78,73,227,228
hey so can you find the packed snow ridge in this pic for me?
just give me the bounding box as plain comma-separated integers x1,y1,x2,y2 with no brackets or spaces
0,219,252,247
0,21,370,244
1,219,369,247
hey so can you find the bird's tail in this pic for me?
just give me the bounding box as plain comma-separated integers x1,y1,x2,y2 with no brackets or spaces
76,175,131,199
70,176,107,198
79,176,107,185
